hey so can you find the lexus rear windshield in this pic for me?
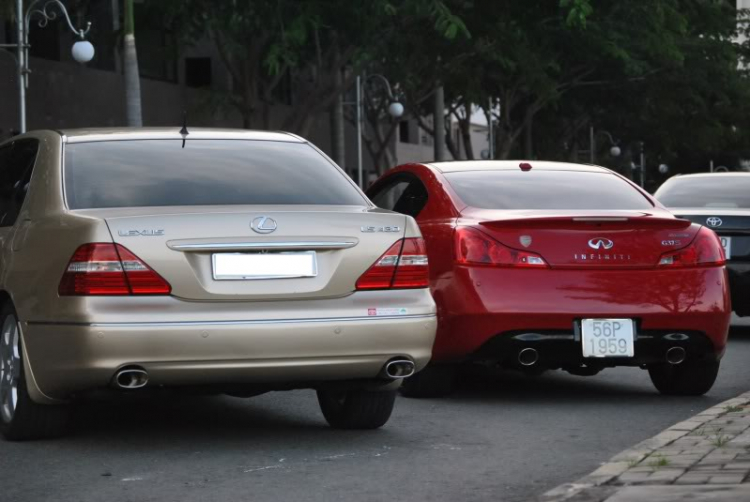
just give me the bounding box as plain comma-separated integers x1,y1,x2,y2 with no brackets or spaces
64,140,365,209
655,176,750,209
444,170,653,210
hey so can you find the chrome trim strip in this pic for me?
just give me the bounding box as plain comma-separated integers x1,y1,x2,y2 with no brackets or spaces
170,241,357,251
572,217,629,222
28,314,436,328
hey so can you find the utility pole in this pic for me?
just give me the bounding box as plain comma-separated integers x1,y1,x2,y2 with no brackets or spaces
123,0,142,126
433,85,445,161
329,69,345,167
639,142,646,188
487,98,494,159
16,0,24,133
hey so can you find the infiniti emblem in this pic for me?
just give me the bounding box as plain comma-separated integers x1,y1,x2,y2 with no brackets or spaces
706,217,723,228
251,216,277,234
588,238,614,250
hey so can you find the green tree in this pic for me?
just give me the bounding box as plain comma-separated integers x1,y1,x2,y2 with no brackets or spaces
157,0,465,136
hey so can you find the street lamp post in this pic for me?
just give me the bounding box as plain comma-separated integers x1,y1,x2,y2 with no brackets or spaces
351,74,404,189
0,0,94,133
589,126,621,164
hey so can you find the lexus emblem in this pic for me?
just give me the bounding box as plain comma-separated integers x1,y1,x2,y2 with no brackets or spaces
706,217,723,228
251,216,277,234
588,238,614,250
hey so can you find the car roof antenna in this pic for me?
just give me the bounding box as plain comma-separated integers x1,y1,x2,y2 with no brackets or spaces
179,111,189,148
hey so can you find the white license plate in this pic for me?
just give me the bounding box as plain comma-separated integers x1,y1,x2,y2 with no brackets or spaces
720,237,732,260
581,319,635,358
212,252,317,280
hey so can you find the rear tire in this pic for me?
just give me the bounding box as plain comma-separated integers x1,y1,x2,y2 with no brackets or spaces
648,360,720,396
0,304,70,441
399,365,456,398
317,388,397,429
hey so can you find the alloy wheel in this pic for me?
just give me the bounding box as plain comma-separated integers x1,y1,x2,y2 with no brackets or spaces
0,314,20,423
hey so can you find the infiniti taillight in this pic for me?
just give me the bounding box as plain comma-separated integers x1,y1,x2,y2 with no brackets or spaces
355,238,429,290
658,227,726,268
59,243,171,296
454,227,547,268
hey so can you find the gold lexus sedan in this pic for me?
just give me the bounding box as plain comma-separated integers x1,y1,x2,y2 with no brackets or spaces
0,128,437,440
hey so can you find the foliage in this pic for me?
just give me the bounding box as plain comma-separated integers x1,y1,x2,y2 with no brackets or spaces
155,0,467,136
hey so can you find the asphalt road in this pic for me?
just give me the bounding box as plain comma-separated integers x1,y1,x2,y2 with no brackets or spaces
3,329,750,502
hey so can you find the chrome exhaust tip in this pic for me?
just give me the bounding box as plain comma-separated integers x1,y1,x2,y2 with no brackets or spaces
666,346,687,365
384,359,416,379
114,368,149,389
518,348,540,367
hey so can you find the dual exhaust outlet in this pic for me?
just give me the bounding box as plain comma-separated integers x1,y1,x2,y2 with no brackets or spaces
515,346,687,367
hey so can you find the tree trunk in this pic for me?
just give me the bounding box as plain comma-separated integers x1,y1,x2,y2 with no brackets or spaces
123,0,142,127
433,85,445,161
459,109,474,160
524,111,534,159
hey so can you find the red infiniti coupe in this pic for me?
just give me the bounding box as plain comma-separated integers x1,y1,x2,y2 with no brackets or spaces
367,161,730,397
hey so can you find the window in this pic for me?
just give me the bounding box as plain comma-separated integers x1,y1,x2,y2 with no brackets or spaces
64,139,366,209
185,57,212,88
0,139,39,227
399,122,410,143
654,176,750,208
369,176,429,218
445,170,653,210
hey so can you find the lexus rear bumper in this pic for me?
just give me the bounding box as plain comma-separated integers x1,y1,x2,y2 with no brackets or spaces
21,293,437,401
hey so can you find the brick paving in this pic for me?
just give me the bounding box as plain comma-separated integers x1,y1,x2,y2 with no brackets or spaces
540,392,750,501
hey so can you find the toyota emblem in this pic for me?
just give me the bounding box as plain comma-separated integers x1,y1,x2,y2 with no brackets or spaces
706,217,723,228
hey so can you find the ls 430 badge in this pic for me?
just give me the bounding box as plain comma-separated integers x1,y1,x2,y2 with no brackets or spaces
361,226,401,233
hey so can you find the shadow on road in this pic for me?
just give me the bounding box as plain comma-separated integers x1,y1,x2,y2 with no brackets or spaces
444,327,750,405
57,328,750,441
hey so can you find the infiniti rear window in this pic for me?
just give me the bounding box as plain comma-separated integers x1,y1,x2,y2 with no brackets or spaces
64,139,365,209
444,170,653,210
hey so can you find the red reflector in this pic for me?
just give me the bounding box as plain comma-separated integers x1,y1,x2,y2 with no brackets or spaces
59,243,171,296
658,227,726,269
455,227,547,268
356,238,429,290
519,162,533,172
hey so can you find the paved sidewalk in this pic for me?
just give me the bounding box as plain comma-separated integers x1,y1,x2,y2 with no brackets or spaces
540,391,750,502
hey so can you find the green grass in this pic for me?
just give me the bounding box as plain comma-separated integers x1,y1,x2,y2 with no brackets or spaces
725,405,744,413
712,435,731,448
648,455,670,468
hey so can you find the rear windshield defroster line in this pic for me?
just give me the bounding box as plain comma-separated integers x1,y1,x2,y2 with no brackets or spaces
64,139,365,209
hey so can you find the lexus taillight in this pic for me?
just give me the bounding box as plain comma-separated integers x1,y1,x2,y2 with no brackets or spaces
59,243,172,296
658,227,726,268
356,238,429,290
454,227,547,268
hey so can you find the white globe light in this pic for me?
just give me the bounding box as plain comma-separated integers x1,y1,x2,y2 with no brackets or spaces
71,40,95,63
658,164,669,174
609,145,621,157
388,101,404,118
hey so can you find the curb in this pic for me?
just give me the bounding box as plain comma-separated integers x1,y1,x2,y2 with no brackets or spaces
538,391,750,502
